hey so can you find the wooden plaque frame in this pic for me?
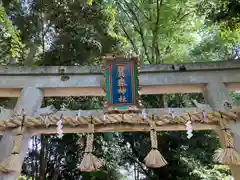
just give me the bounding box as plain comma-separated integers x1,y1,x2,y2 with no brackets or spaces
102,55,142,114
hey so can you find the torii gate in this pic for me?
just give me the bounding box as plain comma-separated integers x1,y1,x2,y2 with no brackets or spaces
0,59,240,179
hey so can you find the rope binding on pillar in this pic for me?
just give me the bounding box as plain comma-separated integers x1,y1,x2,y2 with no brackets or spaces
0,109,26,174
213,111,240,165
78,116,103,172
144,115,167,168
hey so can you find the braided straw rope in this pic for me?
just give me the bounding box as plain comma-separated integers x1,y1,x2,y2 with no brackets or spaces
213,115,240,165
144,120,167,168
78,122,102,172
0,134,23,174
0,126,24,173
85,133,93,153
149,120,158,149
12,134,23,154
0,110,26,174
0,110,238,133
219,119,233,148
150,129,158,149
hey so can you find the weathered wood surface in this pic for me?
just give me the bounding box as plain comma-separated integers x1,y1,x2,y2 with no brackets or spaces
0,61,240,97
0,61,239,75
28,123,219,135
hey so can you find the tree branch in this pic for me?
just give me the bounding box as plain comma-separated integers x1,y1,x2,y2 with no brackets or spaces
39,135,48,180
121,0,150,63
131,0,150,21
43,23,52,36
127,154,151,180
178,10,196,22
151,0,163,64
118,20,139,54
116,1,140,33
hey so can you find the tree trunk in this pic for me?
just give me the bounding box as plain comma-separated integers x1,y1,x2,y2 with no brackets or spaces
163,94,168,108
39,135,48,180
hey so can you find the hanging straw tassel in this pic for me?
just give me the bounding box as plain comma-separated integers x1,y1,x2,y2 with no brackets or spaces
0,127,24,174
78,122,102,172
213,113,240,165
144,120,167,168
0,110,26,174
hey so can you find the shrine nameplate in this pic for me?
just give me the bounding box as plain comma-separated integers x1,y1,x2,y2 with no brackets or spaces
103,55,141,114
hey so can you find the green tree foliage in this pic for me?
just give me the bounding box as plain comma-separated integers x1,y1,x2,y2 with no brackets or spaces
197,0,240,30
3,0,125,65
190,25,240,61
38,0,125,65
0,4,24,64
114,0,202,64
191,0,240,62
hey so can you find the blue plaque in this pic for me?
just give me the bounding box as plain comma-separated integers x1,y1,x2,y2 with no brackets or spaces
103,55,141,114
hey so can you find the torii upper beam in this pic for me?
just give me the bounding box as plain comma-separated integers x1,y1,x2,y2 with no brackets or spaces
0,61,239,97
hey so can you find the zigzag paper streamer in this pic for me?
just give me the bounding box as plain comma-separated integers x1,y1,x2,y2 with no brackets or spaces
75,110,81,121
185,120,193,139
142,109,147,120
57,116,63,138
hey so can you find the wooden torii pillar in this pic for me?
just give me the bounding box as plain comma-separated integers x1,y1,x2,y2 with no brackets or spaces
203,81,240,179
0,87,43,180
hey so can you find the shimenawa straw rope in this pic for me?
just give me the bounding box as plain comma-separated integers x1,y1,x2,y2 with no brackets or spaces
213,112,240,165
78,117,102,172
0,109,26,174
144,116,167,168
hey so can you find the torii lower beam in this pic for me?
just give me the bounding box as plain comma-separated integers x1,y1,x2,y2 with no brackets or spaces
27,123,219,135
